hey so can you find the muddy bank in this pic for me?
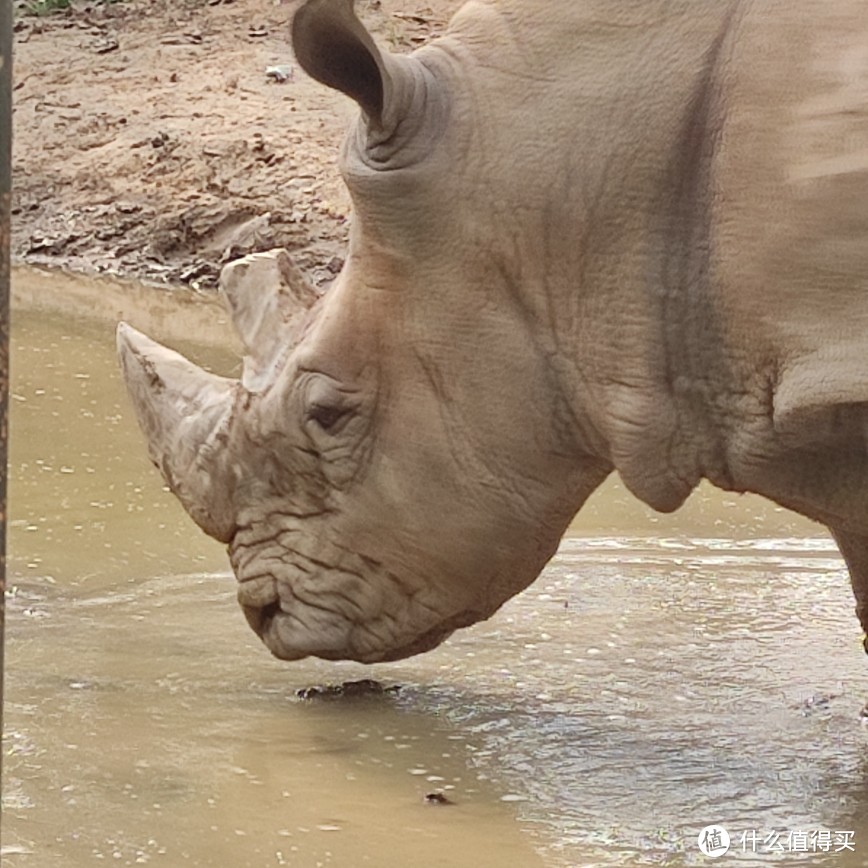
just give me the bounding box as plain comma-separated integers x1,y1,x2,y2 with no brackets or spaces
12,0,461,289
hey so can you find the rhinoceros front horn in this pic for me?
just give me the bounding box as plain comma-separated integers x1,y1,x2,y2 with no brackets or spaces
116,322,240,543
117,250,319,542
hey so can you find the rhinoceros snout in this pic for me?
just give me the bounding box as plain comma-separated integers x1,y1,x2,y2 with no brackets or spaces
242,582,360,662
237,576,469,663
230,528,482,663
253,606,472,664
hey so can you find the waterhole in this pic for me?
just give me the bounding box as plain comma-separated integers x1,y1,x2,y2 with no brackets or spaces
4,267,868,867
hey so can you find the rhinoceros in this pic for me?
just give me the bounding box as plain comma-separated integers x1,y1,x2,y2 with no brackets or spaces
118,0,868,664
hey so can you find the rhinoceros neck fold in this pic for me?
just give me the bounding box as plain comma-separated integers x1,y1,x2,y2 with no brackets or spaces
426,1,743,513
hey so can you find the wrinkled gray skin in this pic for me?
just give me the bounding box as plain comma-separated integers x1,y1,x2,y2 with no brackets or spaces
118,0,868,663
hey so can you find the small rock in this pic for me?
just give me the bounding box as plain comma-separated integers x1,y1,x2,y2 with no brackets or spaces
178,261,216,283
797,691,840,716
90,36,119,54
424,792,454,806
266,65,293,84
296,679,401,700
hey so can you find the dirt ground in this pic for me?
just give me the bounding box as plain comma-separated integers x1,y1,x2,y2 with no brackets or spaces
12,0,462,290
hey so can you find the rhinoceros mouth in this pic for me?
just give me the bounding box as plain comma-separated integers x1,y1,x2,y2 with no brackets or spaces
243,597,470,663
234,565,479,664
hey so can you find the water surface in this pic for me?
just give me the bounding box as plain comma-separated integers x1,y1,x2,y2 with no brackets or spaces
4,268,868,867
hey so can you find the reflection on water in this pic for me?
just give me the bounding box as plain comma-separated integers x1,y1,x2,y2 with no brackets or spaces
5,268,868,867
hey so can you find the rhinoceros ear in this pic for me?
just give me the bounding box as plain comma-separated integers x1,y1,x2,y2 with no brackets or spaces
116,323,240,543
292,0,394,127
219,249,320,392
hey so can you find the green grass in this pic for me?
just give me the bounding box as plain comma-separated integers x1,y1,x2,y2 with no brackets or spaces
19,0,127,15
21,0,71,16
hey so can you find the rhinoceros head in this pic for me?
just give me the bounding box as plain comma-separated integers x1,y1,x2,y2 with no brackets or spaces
117,0,612,663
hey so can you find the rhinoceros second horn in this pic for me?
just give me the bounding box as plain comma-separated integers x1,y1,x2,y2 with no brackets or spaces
218,248,321,392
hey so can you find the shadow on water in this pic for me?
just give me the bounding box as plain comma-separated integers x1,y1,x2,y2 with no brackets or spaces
5,267,868,867
5,574,549,867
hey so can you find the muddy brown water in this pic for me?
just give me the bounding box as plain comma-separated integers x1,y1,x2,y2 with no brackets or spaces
4,267,868,867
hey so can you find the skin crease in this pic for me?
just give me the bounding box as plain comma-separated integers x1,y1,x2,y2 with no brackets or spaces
119,0,868,662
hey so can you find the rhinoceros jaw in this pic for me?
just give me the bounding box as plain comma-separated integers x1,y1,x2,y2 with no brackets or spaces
249,593,475,664
232,535,483,663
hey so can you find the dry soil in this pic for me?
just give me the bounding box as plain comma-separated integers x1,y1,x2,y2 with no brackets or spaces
12,0,462,289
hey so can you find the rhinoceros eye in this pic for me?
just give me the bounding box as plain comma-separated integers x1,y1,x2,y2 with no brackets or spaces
307,401,349,433
303,374,358,440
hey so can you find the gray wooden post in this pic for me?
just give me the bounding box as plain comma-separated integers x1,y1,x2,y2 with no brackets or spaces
0,0,12,838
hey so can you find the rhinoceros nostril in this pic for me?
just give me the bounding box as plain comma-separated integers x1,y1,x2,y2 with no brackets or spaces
261,599,281,623
242,599,281,635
